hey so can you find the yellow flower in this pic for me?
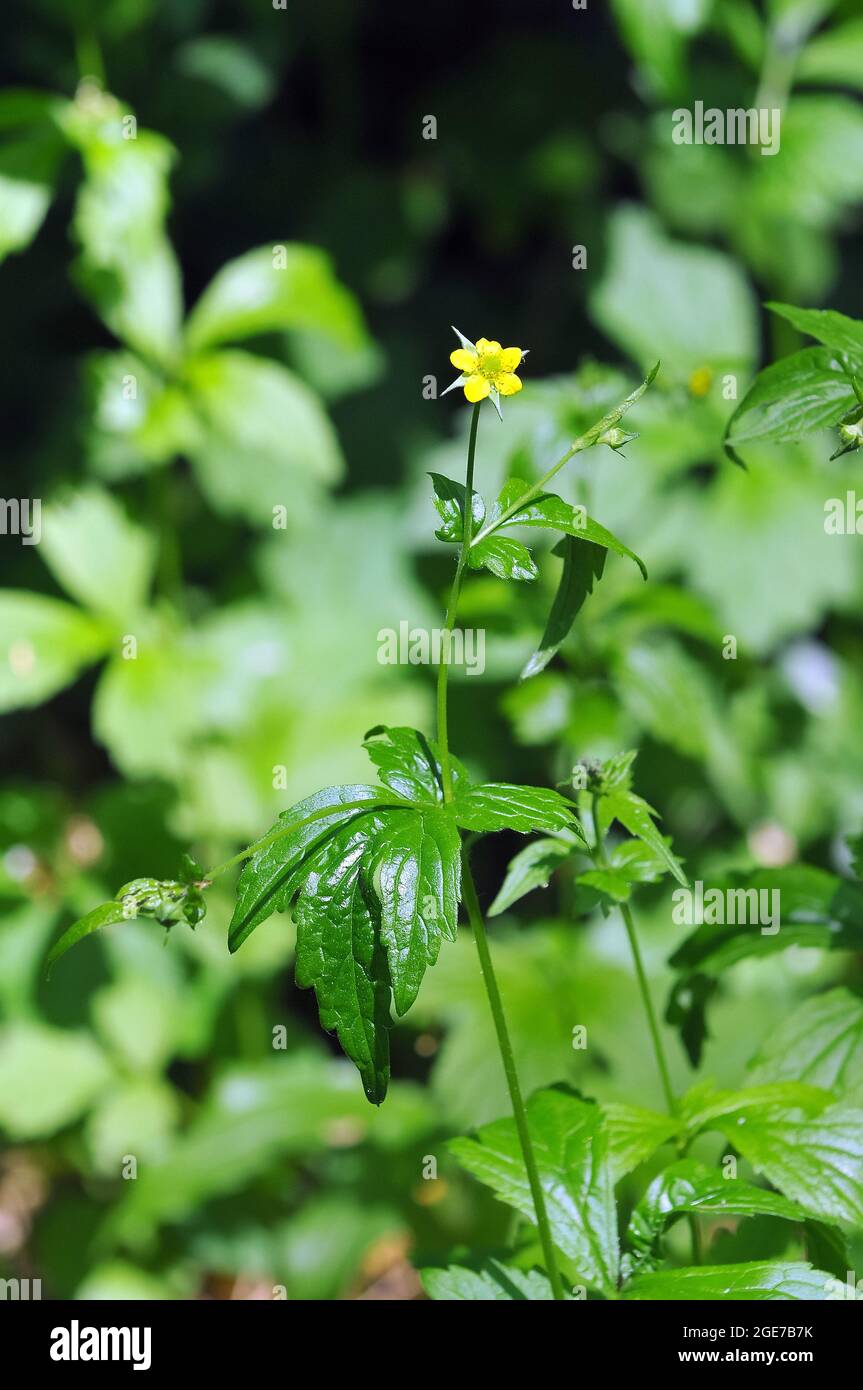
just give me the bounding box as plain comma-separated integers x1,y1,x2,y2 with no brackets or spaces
443,327,526,418
688,366,713,398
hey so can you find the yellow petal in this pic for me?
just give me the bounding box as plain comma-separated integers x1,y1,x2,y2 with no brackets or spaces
450,348,478,372
496,372,523,397
500,347,522,371
463,374,491,402
476,338,502,357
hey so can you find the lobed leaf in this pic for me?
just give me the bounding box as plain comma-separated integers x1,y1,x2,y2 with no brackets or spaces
724,346,858,458
362,724,460,803
623,1261,837,1301
627,1158,807,1263
228,784,393,953
488,834,576,916
292,816,393,1104
712,1103,863,1230
369,807,461,1016
428,472,485,543
452,782,584,837
450,1087,620,1294
766,302,863,360
422,1259,561,1301
746,988,863,1095
468,534,538,582
603,788,687,886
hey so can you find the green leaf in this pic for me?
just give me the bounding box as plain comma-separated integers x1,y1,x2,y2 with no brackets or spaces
667,870,863,1064
678,1081,831,1133
452,782,583,837
766,302,863,359
627,1159,807,1261
176,36,275,110
228,755,466,1096
798,17,863,91
603,1102,681,1182
712,1103,863,1229
362,724,459,803
488,834,575,916
293,815,393,1104
428,471,485,542
228,784,392,953
747,988,863,1095
369,807,461,1016
590,207,757,375
422,1260,561,1301
185,350,343,523
521,536,606,680
450,1088,620,1294
70,126,182,365
45,901,130,977
40,487,156,621
724,347,858,456
578,867,633,904
185,243,366,354
0,130,61,261
468,534,538,582
623,1261,836,1301
0,591,108,713
84,350,203,480
603,788,687,886
610,0,711,100
491,486,648,579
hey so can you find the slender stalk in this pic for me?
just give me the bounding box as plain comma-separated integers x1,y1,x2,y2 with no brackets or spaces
436,398,565,1299
436,401,481,803
619,901,675,1115
591,795,674,1113
462,854,566,1301
592,795,698,1260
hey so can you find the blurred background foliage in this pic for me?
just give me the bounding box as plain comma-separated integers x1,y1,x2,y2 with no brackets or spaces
1,0,863,1299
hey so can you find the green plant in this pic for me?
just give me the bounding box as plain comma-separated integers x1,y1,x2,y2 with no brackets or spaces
7,0,863,1306
46,321,863,1302
47,330,660,1298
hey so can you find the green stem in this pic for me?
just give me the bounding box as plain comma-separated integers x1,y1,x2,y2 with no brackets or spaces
591,795,674,1113
619,900,675,1115
75,32,105,85
149,466,184,608
462,854,566,1301
437,401,481,803
592,795,698,1261
436,398,565,1299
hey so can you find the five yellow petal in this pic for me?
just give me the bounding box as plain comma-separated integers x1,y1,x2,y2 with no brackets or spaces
447,330,525,410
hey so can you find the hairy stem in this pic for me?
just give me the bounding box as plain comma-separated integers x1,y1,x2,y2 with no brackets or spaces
462,853,566,1300
437,401,481,802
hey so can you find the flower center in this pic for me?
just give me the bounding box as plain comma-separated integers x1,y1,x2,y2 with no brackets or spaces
480,353,502,377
